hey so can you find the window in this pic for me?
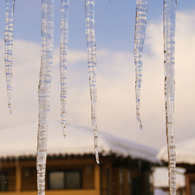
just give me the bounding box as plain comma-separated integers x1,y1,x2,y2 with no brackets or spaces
132,178,140,195
0,173,7,191
48,170,81,190
120,169,124,195
49,172,64,189
127,171,131,185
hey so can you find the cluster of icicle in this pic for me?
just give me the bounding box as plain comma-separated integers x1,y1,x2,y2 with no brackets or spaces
3,0,177,194
3,0,98,194
134,0,177,194
36,0,99,194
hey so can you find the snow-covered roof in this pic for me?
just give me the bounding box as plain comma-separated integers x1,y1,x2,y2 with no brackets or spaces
154,167,185,188
0,121,159,163
158,138,195,165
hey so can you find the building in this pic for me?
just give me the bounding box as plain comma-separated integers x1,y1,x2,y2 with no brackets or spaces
0,121,159,195
158,138,195,195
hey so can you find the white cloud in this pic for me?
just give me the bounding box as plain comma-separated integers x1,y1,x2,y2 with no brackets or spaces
0,9,195,150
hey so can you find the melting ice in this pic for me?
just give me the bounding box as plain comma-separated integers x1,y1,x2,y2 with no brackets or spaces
134,0,148,130
85,0,99,164
4,0,15,114
60,0,70,137
163,0,177,194
36,0,54,194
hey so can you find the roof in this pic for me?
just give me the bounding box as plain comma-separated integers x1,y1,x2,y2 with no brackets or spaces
158,138,195,165
0,121,159,163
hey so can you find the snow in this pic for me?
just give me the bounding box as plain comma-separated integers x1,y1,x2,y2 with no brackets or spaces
154,188,168,195
0,121,159,163
153,167,185,188
158,138,195,164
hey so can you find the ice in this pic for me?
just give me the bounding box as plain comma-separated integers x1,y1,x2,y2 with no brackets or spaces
36,0,54,194
60,0,70,137
134,0,148,130
163,0,177,194
85,0,99,164
4,0,15,114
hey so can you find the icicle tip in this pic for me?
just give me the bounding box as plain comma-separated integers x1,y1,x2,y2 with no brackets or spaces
136,113,143,130
8,104,12,115
139,121,143,130
95,152,100,164
9,109,12,115
62,124,66,138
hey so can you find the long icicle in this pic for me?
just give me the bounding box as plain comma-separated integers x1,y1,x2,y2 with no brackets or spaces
4,0,15,114
163,0,177,194
85,0,99,164
60,0,70,137
134,0,148,130
36,0,54,195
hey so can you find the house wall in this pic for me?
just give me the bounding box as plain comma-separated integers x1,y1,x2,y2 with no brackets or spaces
21,167,36,191
99,158,154,195
0,157,154,195
0,158,100,195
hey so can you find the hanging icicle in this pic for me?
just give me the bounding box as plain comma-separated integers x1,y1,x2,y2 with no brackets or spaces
134,0,148,130
36,0,54,195
4,0,15,114
60,0,70,137
85,0,99,164
163,0,177,194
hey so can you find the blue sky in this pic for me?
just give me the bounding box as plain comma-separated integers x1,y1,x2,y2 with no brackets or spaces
0,0,195,151
1,0,194,50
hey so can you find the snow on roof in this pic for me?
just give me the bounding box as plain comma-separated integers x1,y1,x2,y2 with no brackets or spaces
158,138,195,164
154,167,185,188
0,121,159,163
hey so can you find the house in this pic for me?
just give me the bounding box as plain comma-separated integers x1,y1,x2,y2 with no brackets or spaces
158,138,195,195
0,121,159,195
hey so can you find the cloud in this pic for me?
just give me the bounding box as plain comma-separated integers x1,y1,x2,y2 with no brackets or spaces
0,9,195,150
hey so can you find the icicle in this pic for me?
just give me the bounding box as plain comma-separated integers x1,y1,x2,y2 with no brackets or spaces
4,0,15,114
134,0,148,130
163,0,177,195
85,0,99,164
60,0,70,137
36,0,54,195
